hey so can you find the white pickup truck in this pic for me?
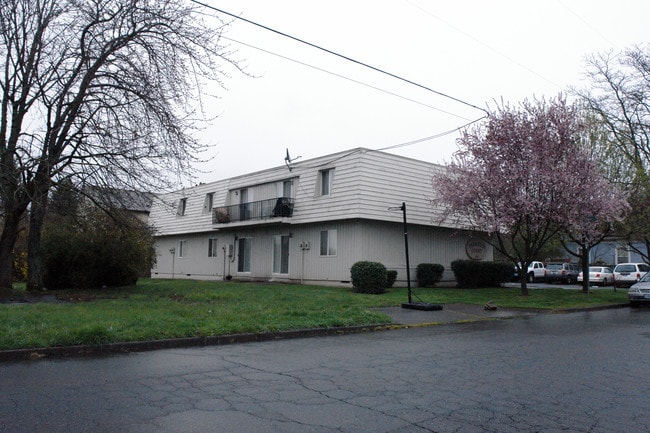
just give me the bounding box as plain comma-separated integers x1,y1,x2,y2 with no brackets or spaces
514,261,546,282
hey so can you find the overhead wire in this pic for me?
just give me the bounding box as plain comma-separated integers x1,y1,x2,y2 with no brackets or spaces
404,0,562,91
190,1,490,159
221,35,472,121
376,115,485,152
189,0,488,116
555,0,618,49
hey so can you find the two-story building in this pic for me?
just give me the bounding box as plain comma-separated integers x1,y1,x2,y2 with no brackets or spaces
149,148,492,286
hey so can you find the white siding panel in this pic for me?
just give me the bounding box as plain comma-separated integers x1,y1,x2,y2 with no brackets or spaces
150,148,491,285
151,220,492,285
151,148,455,236
150,180,229,236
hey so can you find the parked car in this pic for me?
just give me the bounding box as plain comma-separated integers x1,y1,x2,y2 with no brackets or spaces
577,266,614,286
545,262,579,284
613,263,650,288
513,261,545,283
628,272,650,307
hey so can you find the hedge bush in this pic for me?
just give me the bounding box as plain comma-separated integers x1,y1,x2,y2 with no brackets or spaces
350,261,388,294
386,270,398,288
42,207,154,290
451,260,513,288
416,263,445,287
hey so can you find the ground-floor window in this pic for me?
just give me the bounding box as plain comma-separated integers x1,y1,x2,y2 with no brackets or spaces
208,237,218,258
179,240,187,258
273,234,290,274
237,237,252,272
320,229,337,256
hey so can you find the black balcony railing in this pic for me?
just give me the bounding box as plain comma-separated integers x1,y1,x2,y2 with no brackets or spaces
212,197,294,224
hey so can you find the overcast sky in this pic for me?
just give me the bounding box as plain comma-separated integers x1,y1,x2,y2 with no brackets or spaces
186,0,650,186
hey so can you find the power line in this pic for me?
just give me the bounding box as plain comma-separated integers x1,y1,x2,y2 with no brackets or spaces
404,0,562,90
221,34,486,153
376,115,486,151
556,0,618,49
221,36,472,121
189,0,488,115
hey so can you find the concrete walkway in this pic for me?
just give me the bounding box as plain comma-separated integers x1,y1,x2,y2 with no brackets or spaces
375,303,538,326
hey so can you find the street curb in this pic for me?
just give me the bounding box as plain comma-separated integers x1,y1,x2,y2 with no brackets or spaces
549,303,629,314
0,324,403,362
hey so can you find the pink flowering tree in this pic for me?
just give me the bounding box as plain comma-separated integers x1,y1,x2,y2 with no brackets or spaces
433,96,628,295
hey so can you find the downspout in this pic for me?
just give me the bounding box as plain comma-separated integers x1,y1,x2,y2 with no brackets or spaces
222,245,227,281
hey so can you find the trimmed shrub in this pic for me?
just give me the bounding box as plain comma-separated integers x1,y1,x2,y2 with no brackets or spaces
350,261,388,294
416,263,445,287
451,260,513,288
386,270,398,288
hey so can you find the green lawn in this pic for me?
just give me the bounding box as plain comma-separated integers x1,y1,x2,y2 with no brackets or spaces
0,278,629,351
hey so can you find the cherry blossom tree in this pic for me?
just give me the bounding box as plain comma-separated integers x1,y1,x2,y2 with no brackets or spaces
433,96,628,295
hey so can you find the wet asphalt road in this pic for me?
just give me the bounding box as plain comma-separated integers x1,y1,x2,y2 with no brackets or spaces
2,307,650,433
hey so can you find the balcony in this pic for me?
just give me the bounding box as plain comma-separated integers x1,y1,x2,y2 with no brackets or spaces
212,197,294,224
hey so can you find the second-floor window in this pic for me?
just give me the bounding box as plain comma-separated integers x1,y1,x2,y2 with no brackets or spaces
203,193,214,215
177,198,187,216
283,180,292,198
319,169,333,196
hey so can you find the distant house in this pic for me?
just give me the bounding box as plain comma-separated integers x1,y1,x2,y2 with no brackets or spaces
83,186,154,222
148,148,492,286
566,239,649,266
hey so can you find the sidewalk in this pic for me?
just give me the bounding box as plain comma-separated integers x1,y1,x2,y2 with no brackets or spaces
375,303,539,326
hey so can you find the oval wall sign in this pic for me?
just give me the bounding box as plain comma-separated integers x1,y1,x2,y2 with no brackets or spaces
466,239,488,261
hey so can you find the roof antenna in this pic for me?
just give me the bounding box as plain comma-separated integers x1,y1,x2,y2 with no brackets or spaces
284,148,301,171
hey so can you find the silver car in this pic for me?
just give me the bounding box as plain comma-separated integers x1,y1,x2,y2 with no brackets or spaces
628,272,650,307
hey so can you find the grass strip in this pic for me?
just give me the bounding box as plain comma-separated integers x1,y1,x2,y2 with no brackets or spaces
0,279,628,350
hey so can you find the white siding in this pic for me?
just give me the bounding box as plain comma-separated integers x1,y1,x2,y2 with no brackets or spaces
152,220,491,286
149,148,493,285
150,148,455,236
149,181,229,236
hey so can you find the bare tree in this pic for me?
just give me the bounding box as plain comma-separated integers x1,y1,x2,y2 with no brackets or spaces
576,45,650,264
577,46,650,176
0,0,240,292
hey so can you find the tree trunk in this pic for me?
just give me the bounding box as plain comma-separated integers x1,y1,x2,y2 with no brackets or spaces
26,186,49,292
0,210,24,291
580,244,590,293
519,272,529,296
